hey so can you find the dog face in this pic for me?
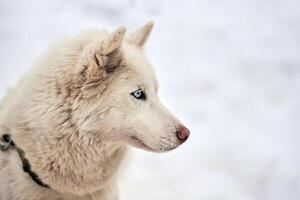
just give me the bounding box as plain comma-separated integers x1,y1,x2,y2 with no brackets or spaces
2,22,190,195
73,22,190,152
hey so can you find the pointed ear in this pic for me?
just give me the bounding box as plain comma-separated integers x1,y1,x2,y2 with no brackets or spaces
126,21,154,47
76,26,126,83
101,26,126,55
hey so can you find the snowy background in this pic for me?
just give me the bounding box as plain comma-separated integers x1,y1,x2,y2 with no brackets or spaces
0,0,300,199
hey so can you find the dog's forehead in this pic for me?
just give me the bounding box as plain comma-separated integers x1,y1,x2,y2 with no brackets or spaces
121,43,158,91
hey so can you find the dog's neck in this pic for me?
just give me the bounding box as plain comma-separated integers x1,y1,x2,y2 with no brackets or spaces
1,75,128,197
11,123,128,196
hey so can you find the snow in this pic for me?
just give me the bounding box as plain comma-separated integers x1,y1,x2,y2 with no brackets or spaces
0,0,299,199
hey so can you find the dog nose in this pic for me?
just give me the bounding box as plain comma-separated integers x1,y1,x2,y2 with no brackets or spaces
176,126,190,143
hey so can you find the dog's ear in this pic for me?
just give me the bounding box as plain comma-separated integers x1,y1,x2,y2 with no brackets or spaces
76,26,126,83
126,21,153,47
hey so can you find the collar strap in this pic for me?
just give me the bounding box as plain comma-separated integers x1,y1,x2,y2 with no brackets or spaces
1,134,49,188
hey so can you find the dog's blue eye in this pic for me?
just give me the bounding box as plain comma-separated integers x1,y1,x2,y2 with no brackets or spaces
131,89,146,100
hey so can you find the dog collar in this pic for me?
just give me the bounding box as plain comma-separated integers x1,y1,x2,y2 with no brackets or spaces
0,134,49,188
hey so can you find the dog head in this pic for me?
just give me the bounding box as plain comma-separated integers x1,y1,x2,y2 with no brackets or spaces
3,22,191,195
72,22,190,152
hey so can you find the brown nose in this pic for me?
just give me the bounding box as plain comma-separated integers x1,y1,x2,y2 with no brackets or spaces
176,126,190,142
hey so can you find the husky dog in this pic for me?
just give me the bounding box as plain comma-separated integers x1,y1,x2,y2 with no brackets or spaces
0,22,190,200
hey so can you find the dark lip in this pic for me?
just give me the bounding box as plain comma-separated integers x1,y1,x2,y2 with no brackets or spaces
127,136,180,153
128,136,158,152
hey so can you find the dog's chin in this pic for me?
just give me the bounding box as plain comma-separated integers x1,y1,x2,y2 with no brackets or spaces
127,136,177,153
127,136,159,152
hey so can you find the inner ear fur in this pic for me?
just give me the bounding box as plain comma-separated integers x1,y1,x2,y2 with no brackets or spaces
76,26,126,84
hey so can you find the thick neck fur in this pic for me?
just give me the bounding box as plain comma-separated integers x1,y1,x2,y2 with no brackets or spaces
1,73,128,198
2,94,128,198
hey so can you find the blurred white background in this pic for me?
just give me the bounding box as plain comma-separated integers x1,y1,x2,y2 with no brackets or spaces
0,0,299,199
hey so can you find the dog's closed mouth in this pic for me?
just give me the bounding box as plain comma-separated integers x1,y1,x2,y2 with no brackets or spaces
129,136,156,152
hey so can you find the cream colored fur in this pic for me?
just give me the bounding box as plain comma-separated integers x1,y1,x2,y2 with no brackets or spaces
0,22,188,200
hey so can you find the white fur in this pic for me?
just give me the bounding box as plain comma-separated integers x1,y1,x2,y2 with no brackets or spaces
0,22,188,200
